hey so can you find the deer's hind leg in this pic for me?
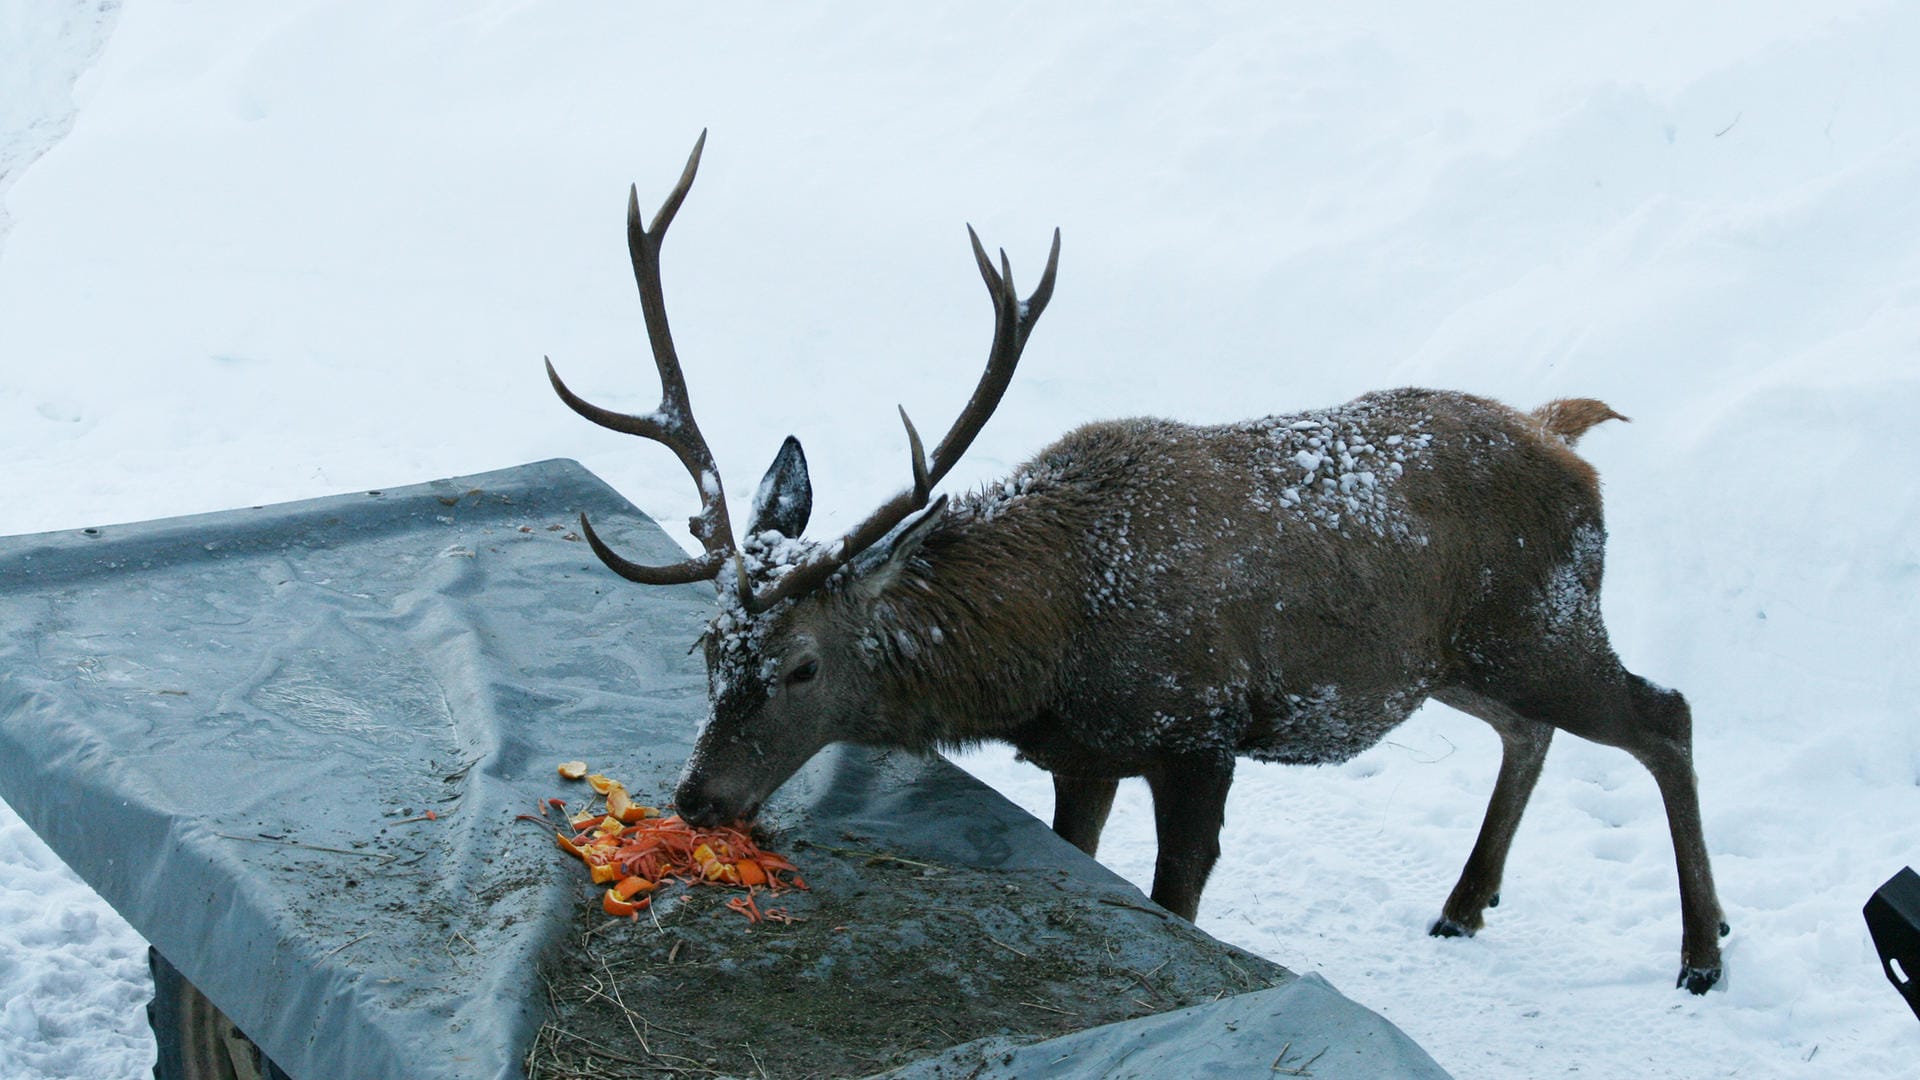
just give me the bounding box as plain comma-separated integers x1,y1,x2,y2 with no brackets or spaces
1612,673,1728,994
1426,688,1554,939
1451,639,1728,994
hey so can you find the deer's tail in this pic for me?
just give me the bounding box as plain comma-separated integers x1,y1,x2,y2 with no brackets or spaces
1531,397,1629,446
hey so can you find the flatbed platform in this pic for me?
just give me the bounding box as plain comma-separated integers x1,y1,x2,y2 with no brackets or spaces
0,460,1446,1079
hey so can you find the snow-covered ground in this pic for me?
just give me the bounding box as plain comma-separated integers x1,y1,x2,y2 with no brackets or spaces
3,2,1917,1077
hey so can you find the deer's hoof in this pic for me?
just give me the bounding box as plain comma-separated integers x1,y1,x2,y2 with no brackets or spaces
1428,917,1474,939
1676,965,1722,995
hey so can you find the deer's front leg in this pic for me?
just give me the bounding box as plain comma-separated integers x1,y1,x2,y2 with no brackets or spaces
1052,774,1120,858
1143,754,1235,921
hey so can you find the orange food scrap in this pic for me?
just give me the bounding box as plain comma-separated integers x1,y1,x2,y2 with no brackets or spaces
543,770,807,925
586,774,617,795
557,761,588,781
602,889,647,919
606,785,656,825
725,893,763,923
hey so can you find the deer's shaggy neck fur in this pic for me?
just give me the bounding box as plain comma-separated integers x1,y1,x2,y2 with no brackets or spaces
850,467,1095,752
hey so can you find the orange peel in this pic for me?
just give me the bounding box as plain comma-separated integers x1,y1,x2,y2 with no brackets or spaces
545,770,807,924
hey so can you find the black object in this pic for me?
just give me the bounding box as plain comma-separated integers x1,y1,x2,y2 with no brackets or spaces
149,948,292,1080
1864,866,1920,1021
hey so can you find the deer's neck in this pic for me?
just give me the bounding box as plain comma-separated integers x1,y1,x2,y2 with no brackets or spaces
862,495,1082,747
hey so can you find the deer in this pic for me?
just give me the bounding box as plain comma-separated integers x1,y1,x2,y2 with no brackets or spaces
546,133,1729,994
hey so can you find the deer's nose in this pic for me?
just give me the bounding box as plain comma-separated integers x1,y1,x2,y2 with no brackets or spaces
674,775,753,825
674,777,765,827
674,784,727,827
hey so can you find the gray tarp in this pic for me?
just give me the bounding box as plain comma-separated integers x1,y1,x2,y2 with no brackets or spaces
0,460,1449,1079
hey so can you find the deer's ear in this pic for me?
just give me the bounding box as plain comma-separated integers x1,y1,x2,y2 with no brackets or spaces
748,436,811,538
888,494,948,565
855,495,949,599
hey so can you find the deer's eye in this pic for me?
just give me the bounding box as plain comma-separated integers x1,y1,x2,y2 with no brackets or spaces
787,660,819,685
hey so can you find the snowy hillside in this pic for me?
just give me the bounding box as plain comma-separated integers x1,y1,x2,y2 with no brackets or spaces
4,2,1918,1077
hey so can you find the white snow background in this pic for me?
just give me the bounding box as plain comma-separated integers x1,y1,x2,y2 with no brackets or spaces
4,2,1918,1077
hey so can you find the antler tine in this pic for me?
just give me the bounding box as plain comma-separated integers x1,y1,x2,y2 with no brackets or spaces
648,128,707,236
743,227,1060,613
929,225,1062,477
900,405,931,499
547,131,740,587
578,514,726,585
627,131,708,414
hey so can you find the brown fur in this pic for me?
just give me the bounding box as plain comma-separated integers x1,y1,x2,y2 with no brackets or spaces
677,386,1727,994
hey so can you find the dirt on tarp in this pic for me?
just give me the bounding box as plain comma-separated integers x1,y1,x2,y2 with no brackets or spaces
524,826,1288,1080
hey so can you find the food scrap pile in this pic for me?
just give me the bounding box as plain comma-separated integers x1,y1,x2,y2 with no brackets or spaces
544,761,806,924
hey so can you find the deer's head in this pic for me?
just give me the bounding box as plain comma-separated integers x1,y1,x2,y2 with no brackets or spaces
546,133,1058,825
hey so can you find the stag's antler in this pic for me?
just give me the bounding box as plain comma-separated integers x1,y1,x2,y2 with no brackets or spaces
545,131,742,587
747,226,1060,610
548,132,1060,613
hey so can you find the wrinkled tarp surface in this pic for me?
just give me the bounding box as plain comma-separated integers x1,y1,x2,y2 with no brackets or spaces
880,974,1438,1080
0,460,1449,1079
